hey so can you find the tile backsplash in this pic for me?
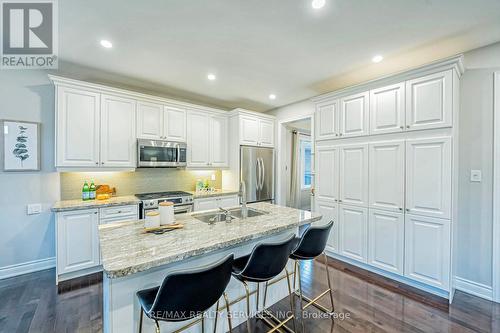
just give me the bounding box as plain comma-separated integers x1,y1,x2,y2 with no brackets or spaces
60,169,222,200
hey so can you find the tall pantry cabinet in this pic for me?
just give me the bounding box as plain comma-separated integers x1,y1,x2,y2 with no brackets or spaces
312,56,463,299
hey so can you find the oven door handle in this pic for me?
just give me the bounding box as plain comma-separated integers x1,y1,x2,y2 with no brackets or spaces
174,205,192,214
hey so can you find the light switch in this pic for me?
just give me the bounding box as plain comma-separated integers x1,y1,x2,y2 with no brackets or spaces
470,170,482,182
27,203,42,215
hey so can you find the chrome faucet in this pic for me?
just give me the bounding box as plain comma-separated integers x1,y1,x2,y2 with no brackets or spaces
218,207,232,223
239,181,248,219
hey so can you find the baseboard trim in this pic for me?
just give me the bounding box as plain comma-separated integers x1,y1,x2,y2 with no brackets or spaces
0,257,55,280
454,276,493,301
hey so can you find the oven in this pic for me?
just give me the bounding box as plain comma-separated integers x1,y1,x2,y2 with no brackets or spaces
137,192,194,219
137,139,187,168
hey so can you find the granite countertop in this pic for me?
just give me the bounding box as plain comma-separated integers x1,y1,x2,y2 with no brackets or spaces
51,195,141,212
190,189,240,199
98,202,322,278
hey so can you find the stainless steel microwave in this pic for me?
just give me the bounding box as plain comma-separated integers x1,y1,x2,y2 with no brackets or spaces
137,139,187,168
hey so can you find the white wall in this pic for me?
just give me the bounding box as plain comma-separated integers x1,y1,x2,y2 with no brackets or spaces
0,70,60,275
267,41,500,294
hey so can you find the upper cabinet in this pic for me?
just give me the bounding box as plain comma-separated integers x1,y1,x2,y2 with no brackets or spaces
369,83,405,135
239,114,275,147
405,70,452,131
137,102,187,142
187,110,228,168
313,69,456,141
100,94,137,168
339,92,369,138
56,86,101,168
316,100,339,140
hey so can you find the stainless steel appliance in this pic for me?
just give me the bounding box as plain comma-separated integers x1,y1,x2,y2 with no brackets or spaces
136,191,193,219
137,139,187,168
240,146,274,203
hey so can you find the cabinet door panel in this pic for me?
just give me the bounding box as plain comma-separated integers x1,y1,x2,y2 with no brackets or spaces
404,214,450,290
218,195,239,208
369,140,405,212
240,116,259,146
406,137,451,219
340,92,369,137
57,209,99,275
368,209,404,274
315,199,339,253
316,101,339,140
56,86,100,167
259,119,275,147
316,147,339,203
339,205,368,262
187,112,210,167
193,198,217,211
339,144,368,207
164,106,186,142
137,101,163,139
370,83,405,135
406,70,452,131
100,94,136,167
210,115,229,167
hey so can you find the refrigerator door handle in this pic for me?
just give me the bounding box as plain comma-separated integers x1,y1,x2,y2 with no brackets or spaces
256,159,261,192
260,157,265,190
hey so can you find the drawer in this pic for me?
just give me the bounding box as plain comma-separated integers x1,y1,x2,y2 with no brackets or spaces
100,205,138,220
100,214,138,225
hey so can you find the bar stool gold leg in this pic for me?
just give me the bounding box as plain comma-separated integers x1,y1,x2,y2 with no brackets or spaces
243,281,252,333
154,320,160,333
223,292,233,332
323,253,335,313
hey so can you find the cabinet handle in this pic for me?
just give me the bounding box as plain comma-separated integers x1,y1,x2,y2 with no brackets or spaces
95,162,99,165
406,208,410,212
400,126,404,130
406,125,410,129
338,199,342,202
101,162,104,165
94,212,98,214
399,207,403,211
339,133,343,136
335,133,338,137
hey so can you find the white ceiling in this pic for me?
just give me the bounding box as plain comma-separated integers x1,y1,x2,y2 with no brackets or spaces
57,0,500,111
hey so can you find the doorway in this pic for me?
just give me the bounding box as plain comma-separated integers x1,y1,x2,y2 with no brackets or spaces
277,117,313,211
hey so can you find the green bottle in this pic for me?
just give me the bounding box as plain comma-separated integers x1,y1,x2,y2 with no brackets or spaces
89,180,96,200
82,181,90,201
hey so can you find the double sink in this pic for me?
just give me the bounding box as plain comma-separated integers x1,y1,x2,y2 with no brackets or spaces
193,207,267,224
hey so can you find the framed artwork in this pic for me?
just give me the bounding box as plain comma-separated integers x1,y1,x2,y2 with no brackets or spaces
2,120,41,171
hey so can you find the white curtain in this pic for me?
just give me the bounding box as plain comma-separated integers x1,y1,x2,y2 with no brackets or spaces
289,131,300,208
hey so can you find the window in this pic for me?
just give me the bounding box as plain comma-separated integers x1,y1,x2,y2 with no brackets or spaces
300,138,312,189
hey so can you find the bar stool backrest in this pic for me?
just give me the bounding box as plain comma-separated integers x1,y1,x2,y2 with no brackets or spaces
148,254,234,321
291,220,334,259
237,234,296,282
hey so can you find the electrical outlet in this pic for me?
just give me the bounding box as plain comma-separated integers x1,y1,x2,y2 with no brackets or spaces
27,203,42,215
470,170,482,182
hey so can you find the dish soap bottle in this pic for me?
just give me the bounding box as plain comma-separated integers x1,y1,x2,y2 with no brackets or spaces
89,180,96,200
82,181,90,201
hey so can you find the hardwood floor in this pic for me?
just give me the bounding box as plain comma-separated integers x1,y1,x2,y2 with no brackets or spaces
0,258,498,333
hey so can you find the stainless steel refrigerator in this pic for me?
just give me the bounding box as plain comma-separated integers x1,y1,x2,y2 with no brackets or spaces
240,146,274,203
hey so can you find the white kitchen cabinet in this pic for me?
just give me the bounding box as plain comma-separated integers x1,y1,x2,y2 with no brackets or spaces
100,94,137,168
368,209,404,275
315,146,339,203
239,115,275,147
339,91,369,137
369,140,405,212
209,115,229,167
136,100,164,139
405,70,452,131
56,209,100,275
369,83,405,135
164,106,187,142
339,205,368,262
187,111,229,168
406,137,452,219
194,195,239,211
56,86,101,168
404,214,451,290
315,199,339,253
316,100,339,140
339,144,369,207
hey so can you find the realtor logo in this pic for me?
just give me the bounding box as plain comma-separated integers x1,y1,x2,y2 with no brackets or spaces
1,0,58,69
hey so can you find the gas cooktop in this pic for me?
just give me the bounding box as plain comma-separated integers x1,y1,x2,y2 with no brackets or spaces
135,191,192,200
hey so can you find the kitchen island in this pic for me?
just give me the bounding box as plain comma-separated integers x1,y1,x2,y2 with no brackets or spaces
99,202,322,333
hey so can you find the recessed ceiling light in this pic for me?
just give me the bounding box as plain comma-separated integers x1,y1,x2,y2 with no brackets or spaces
312,0,326,9
372,55,384,63
100,40,113,48
207,73,216,81
269,94,277,100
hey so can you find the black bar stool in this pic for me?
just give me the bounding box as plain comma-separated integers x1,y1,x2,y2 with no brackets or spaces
136,254,234,333
231,234,297,333
290,220,335,316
